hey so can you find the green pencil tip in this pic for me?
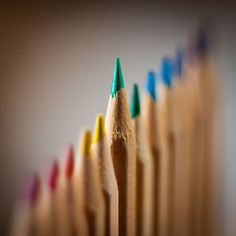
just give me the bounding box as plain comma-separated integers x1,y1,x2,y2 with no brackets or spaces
111,58,125,97
130,84,140,119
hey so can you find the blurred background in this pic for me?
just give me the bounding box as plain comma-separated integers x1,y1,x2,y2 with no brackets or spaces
0,2,235,235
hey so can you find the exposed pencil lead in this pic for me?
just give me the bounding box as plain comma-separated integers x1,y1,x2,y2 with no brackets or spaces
65,145,74,179
80,130,92,157
145,71,157,101
93,114,106,143
49,160,59,192
111,58,125,98
130,84,140,119
160,57,173,88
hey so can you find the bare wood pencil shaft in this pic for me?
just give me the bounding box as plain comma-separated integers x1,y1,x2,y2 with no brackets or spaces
56,176,73,236
106,90,136,236
78,132,105,236
142,95,159,236
158,85,175,236
172,78,194,236
188,68,205,236
92,135,119,236
133,116,154,236
198,58,216,236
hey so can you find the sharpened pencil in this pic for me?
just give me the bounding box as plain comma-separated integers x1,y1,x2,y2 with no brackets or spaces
142,71,159,236
158,57,175,236
130,84,154,236
91,114,119,236
105,58,136,236
77,130,105,236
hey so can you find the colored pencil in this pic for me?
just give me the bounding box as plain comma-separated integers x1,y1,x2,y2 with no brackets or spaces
157,57,175,236
48,160,60,236
91,114,119,236
130,84,154,236
142,71,159,236
10,175,41,236
77,130,105,236
105,58,136,236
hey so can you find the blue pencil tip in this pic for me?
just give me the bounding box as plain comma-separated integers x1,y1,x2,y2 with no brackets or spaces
145,71,156,101
160,57,173,88
173,49,185,77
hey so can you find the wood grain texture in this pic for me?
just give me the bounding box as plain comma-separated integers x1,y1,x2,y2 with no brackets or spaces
106,89,136,236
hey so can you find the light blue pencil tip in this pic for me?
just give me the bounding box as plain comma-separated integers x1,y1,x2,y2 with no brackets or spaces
145,71,157,101
160,57,173,88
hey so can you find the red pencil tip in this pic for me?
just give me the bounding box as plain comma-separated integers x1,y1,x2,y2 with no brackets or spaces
65,145,74,180
28,175,40,204
49,160,59,192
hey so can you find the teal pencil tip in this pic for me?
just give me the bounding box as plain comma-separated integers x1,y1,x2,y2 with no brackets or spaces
130,84,140,119
145,71,157,101
111,58,125,98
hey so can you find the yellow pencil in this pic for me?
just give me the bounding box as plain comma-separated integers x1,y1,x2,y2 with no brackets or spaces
91,114,119,236
77,130,105,236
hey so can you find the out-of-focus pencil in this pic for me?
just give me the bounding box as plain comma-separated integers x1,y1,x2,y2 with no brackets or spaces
142,71,159,236
130,84,154,236
48,160,60,235
105,58,136,236
158,58,174,236
56,148,75,236
172,48,194,236
10,175,40,236
77,130,105,236
192,30,216,236
91,114,119,236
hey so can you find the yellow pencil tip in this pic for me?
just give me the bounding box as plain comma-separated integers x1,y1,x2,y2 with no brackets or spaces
80,129,92,157
93,114,106,143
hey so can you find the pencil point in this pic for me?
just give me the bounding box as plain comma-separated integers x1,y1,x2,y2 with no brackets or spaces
130,84,140,119
28,175,40,204
65,145,74,179
160,57,173,88
145,71,157,101
111,58,125,98
49,160,59,192
93,114,106,143
80,130,92,157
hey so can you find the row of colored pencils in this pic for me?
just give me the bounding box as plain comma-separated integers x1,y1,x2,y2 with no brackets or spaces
10,29,216,236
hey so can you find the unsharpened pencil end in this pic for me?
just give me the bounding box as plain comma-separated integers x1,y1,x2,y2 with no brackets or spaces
160,57,173,88
145,71,157,101
80,130,92,157
49,160,59,192
65,145,74,179
111,58,125,98
130,84,140,119
93,114,106,143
